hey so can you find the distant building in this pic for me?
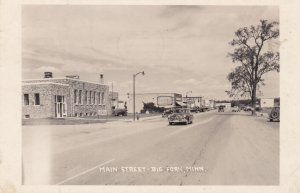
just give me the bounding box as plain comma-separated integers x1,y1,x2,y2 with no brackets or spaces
202,99,211,108
209,99,216,109
109,91,119,110
117,100,127,110
215,102,231,108
259,98,280,108
126,93,183,113
22,72,111,119
182,96,202,108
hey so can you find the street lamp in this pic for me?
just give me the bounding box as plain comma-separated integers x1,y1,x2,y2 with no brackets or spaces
133,71,145,121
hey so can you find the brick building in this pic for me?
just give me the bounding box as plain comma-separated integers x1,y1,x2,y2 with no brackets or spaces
22,73,111,119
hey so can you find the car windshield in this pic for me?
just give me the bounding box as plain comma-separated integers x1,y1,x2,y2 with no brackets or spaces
173,109,188,113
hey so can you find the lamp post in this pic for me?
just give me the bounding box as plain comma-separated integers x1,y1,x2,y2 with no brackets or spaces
133,71,145,121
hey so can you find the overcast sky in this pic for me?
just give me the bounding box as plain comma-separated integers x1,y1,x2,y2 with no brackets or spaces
22,5,279,100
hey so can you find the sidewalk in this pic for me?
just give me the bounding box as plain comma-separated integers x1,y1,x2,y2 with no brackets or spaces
22,113,162,125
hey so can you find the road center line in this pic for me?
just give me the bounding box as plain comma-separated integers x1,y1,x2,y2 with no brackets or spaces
56,158,115,185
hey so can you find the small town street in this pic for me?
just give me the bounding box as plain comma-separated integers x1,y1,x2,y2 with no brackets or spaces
23,109,279,185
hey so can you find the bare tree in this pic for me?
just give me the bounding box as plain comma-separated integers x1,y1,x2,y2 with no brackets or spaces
227,20,279,114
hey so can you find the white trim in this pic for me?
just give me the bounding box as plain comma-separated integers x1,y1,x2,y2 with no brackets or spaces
22,77,108,86
22,82,69,87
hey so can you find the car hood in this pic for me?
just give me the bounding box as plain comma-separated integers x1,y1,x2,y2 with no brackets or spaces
169,113,188,117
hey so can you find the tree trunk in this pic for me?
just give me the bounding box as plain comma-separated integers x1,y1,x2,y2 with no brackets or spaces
251,85,257,116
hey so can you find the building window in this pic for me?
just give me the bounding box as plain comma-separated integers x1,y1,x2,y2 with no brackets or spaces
101,92,105,104
24,94,29,106
93,91,96,105
74,90,77,104
34,93,40,105
89,91,92,104
98,92,101,104
79,90,82,104
85,90,88,104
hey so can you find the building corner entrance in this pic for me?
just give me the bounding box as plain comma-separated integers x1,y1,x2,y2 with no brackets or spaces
55,95,67,118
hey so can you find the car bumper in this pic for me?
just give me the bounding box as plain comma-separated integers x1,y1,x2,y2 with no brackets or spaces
168,118,188,123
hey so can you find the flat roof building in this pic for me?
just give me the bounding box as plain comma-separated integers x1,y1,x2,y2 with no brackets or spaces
125,93,183,114
22,73,111,119
182,96,202,108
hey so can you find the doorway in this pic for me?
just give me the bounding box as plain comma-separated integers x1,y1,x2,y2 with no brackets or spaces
55,95,67,118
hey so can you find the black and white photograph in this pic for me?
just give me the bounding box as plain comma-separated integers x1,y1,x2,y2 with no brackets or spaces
2,1,300,192
20,5,280,185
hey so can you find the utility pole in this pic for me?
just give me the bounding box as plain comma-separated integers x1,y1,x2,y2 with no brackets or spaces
112,81,114,109
133,71,145,121
133,74,135,121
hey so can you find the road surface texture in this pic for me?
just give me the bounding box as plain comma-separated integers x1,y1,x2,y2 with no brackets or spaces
23,110,279,185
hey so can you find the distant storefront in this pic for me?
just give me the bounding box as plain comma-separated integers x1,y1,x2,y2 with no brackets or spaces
215,102,231,108
182,97,202,108
259,98,280,108
126,93,183,113
109,91,119,110
22,73,111,119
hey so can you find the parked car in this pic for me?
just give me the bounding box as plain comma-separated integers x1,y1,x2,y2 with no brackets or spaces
269,107,280,122
232,106,240,112
190,106,201,113
112,109,127,116
218,106,225,112
244,106,253,111
168,108,194,125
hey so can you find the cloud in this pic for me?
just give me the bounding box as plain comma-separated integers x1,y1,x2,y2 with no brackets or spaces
22,43,138,74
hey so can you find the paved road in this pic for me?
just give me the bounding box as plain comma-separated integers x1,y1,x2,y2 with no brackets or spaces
23,110,279,185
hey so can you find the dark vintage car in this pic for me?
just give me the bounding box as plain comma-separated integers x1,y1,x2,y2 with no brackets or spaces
168,108,194,125
190,106,201,113
112,109,127,116
244,106,253,111
269,107,280,122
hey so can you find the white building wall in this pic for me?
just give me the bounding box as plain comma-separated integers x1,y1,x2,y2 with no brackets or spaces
215,103,231,108
260,98,275,108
